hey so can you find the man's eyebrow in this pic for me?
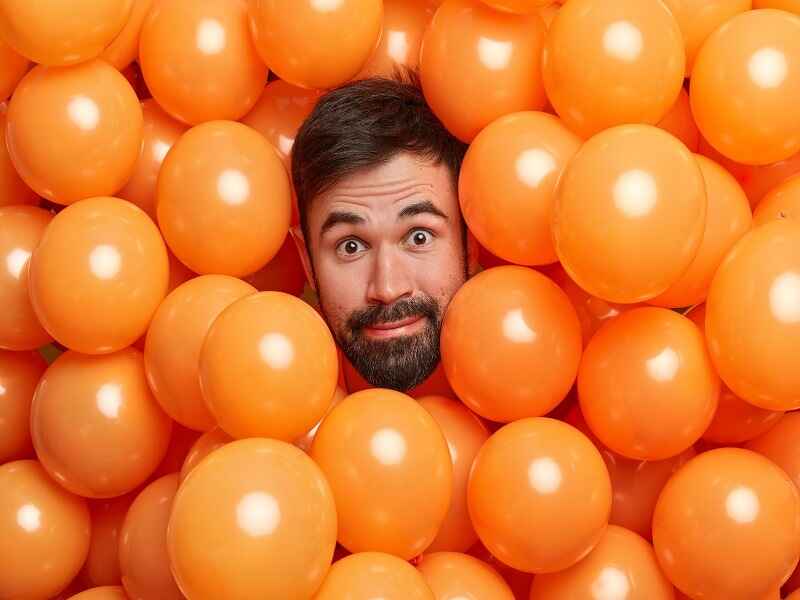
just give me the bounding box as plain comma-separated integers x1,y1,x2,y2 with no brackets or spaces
320,211,366,236
397,200,449,221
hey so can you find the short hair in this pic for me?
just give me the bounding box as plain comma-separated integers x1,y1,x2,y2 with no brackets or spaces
291,72,468,240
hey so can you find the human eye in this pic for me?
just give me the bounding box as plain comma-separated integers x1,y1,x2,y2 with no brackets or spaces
335,238,368,259
404,228,436,249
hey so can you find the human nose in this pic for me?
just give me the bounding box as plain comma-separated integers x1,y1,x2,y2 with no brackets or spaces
366,243,413,305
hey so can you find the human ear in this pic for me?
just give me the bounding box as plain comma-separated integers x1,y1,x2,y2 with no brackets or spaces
290,225,317,292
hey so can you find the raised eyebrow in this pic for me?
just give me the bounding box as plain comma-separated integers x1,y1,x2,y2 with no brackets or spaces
397,200,449,221
320,211,366,236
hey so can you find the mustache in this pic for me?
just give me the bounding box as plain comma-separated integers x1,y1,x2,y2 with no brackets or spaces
347,295,441,332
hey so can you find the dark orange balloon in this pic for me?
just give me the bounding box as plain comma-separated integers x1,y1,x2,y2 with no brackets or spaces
6,60,143,205
746,413,800,492
179,428,233,481
754,174,800,226
417,552,514,599
249,0,383,89
0,109,38,207
29,196,168,354
553,125,707,303
149,423,201,481
481,0,551,12
294,386,346,453
30,349,173,498
420,0,546,142
741,151,800,208
653,448,800,600
101,0,155,70
754,0,800,12
243,236,307,297
81,494,135,588
315,552,435,600
656,88,700,152
0,38,29,100
68,587,127,600
0,350,46,463
0,460,90,600
441,266,582,422
468,543,534,600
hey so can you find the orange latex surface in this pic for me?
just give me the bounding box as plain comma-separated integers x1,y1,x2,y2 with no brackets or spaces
754,174,800,226
0,110,38,207
656,88,699,152
0,350,46,463
417,552,514,599
179,428,234,482
315,552,435,600
0,38,29,100
746,413,800,491
81,494,135,588
100,0,155,70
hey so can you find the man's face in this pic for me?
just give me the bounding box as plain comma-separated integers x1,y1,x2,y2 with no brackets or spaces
295,153,470,392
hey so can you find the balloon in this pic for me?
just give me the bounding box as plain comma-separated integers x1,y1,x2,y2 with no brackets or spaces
698,134,751,183
754,0,800,12
459,111,581,266
68,587,127,600
248,0,383,89
139,0,266,125
29,196,168,354
30,349,173,498
418,395,490,553
0,205,53,350
243,236,307,297
691,10,800,165
168,438,336,600
294,386,346,453
529,526,674,599
149,423,201,481
6,60,143,205
316,553,435,600
417,552,514,600
754,174,800,226
420,0,547,142
116,100,188,220
553,125,707,303
157,120,291,276
468,418,612,573
741,151,800,207
538,4,559,29
179,428,234,481
468,543,534,600
0,110,38,207
119,474,184,600
656,88,700,152
81,495,135,588
101,0,155,71
0,350,46,463
0,460,90,600
481,0,551,13
542,0,684,138
653,448,800,600
706,221,800,410
746,413,800,491
441,266,582,422
0,38,29,100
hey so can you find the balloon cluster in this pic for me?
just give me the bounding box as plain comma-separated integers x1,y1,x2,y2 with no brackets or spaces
2,0,800,599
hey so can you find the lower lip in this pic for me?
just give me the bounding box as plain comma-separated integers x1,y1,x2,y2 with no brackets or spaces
364,316,426,339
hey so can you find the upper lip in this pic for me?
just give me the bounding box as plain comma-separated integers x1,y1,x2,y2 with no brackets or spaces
366,315,423,330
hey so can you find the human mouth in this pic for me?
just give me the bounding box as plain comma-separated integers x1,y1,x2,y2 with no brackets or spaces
364,315,426,339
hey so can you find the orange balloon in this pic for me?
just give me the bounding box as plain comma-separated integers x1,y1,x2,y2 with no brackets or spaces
746,413,800,492
653,448,800,600
0,38,29,100
468,543,534,600
81,494,135,588
157,120,291,276
418,395,490,554
538,4,559,29
754,174,800,226
0,350,46,463
481,0,551,13
740,151,800,208
698,134,751,184
315,552,435,600
29,196,168,354
0,109,38,207
0,205,53,350
119,474,184,600
0,460,90,600
417,552,514,600
243,236,307,297
441,266,582,422
656,88,700,152
179,428,233,481
691,10,800,165
168,438,336,600
68,587,127,600
754,0,800,11
294,386,346,453
553,125,707,303
459,111,581,266
30,349,173,498
101,0,155,71
149,423,201,481
420,0,547,142
542,0,685,138
706,221,800,410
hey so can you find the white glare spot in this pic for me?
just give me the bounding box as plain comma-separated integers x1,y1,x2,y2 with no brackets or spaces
477,37,513,71
217,169,251,206
67,96,100,131
152,140,171,163
258,333,294,370
613,169,657,218
311,0,344,12
603,21,643,63
769,272,800,324
502,308,537,343
748,48,788,89
5,248,31,279
16,504,41,532
387,31,409,63
527,457,562,494
646,347,680,382
591,567,631,600
0,383,6,396
726,486,760,524
515,149,557,189
370,428,407,466
89,245,122,280
196,19,226,55
96,383,123,419
236,491,281,536
277,134,293,157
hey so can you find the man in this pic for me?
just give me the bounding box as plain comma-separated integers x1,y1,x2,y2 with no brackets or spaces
291,74,477,393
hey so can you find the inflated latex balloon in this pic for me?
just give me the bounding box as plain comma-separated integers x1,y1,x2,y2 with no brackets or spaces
542,0,684,138
459,111,580,266
180,428,234,481
468,418,611,573
0,350,46,463
0,39,29,100
468,543,535,600
691,10,800,165
706,220,800,410
149,423,200,481
28,197,168,354
100,0,155,70
6,61,143,204
553,125,706,303
68,587,127,600
311,389,452,559
747,413,800,491
420,0,547,142
0,110,38,207
740,151,800,207
243,237,307,297
157,120,291,276
653,448,800,600
139,0,265,125
417,552,513,599
656,89,699,152
168,438,337,600
200,292,338,440
418,395,490,553
754,0,800,11
0,460,90,600
315,552,435,600
754,174,800,226
119,474,184,600
248,0,383,89
481,0,551,13
294,386,346,454
529,526,674,599
81,495,135,588
441,266,582,422
0,205,53,350
30,349,173,498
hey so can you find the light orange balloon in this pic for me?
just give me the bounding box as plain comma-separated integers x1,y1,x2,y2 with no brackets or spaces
30,349,173,498
168,438,336,600
0,460,90,600
754,174,800,226
459,111,581,266
754,0,800,12
418,552,513,600
101,0,155,70
243,236,307,297
0,38,29,100
179,428,233,482
441,266,582,422
706,220,800,410
553,125,707,303
0,109,38,207
656,88,700,152
315,552,435,600
0,205,53,350
0,350,46,463
294,386,346,453
468,418,612,574
481,0,551,13
157,120,291,276
746,413,800,492
691,10,800,165
248,0,383,90
81,494,135,588
653,448,800,600
542,0,685,138
68,587,127,600
29,197,168,354
420,0,546,142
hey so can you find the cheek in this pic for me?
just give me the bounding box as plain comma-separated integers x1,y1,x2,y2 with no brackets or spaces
315,258,369,322
417,248,467,305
